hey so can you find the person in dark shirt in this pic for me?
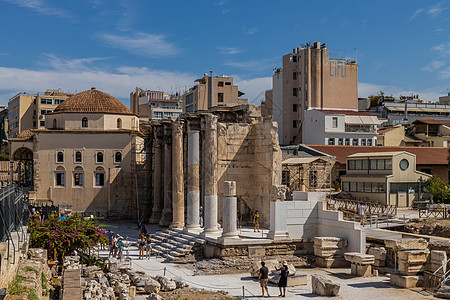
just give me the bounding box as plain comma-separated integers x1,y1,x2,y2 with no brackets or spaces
278,261,289,297
258,261,270,297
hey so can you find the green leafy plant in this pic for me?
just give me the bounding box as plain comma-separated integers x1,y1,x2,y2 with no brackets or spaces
41,272,48,296
8,275,38,299
29,213,108,262
424,177,450,203
24,266,38,275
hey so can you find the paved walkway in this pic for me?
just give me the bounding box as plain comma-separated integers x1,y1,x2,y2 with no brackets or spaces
100,222,435,299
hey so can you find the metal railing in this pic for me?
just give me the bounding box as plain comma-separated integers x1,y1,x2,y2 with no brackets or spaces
0,184,29,262
328,198,397,217
419,204,450,219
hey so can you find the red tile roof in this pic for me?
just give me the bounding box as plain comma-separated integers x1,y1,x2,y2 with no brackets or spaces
54,88,133,115
413,119,450,127
377,126,399,135
314,109,377,116
307,145,448,165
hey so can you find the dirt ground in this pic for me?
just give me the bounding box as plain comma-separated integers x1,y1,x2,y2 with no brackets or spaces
404,218,450,238
160,287,238,299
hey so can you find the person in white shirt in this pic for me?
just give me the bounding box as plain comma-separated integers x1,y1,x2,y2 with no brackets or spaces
358,203,366,225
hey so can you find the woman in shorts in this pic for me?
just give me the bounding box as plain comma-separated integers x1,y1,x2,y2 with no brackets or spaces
138,235,146,259
145,234,152,259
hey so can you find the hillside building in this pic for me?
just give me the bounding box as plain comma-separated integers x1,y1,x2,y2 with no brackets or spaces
130,89,182,120
8,89,73,138
182,75,246,113
273,42,359,145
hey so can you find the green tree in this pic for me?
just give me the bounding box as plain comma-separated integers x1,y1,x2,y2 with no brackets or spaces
29,213,108,261
424,177,450,203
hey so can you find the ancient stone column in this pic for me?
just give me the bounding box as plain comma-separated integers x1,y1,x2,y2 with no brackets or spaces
159,124,172,227
185,129,201,232
220,181,239,239
170,120,184,229
149,128,163,223
202,114,219,236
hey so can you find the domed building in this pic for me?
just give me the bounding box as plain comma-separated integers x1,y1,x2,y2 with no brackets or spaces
10,88,141,217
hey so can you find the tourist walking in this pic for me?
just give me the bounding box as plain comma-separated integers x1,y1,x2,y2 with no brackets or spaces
113,234,119,257
138,235,146,259
141,223,148,237
358,203,366,225
107,230,114,257
258,261,270,297
253,210,260,232
117,237,124,259
278,261,289,297
146,234,152,259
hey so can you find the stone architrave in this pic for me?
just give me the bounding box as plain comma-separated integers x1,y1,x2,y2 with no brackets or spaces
159,125,172,227
271,184,287,202
202,114,219,237
185,129,201,232
149,128,163,223
170,120,184,229
220,181,239,239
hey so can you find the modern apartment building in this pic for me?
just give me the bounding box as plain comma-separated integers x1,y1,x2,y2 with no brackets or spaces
7,89,73,138
273,42,359,145
302,109,380,146
130,88,182,120
183,75,246,113
439,93,450,105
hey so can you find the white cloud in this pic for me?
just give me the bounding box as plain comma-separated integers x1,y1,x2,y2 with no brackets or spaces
100,32,179,57
409,8,423,20
218,47,244,55
426,3,447,17
438,66,450,79
2,0,70,18
224,58,276,73
233,76,272,105
242,26,258,35
40,54,112,71
422,60,445,72
432,42,450,57
0,57,196,105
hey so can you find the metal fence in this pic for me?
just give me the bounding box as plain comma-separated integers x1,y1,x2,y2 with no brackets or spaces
0,185,29,243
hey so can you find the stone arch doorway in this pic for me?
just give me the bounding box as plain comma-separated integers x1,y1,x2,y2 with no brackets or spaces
13,147,34,187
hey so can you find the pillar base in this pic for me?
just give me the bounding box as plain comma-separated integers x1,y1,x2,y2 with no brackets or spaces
217,236,240,244
149,212,162,224
185,225,202,234
267,231,291,241
202,229,221,238
159,210,172,227
170,222,184,230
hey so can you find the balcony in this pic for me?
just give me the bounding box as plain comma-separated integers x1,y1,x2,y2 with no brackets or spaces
345,125,376,133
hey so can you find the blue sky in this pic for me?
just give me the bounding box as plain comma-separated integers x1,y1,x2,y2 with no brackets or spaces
0,0,449,107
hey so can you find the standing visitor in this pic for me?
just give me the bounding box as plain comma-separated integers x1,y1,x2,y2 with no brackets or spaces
146,234,152,259
113,234,119,257
138,235,146,259
107,230,114,257
117,237,124,259
199,206,204,228
258,261,270,297
278,261,289,297
253,210,260,232
141,223,148,237
137,220,142,238
358,203,366,225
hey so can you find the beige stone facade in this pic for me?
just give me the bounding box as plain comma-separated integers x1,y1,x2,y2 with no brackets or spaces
149,104,281,228
341,152,431,207
273,42,358,145
9,89,141,217
8,90,73,138
183,75,247,113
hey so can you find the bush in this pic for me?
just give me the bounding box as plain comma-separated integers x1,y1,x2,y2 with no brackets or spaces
424,177,450,203
29,213,108,261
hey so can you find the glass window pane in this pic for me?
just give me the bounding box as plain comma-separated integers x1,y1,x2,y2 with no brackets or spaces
355,160,362,170
357,182,364,192
350,182,357,192
377,159,385,170
370,159,377,170
379,182,386,192
385,159,392,170
362,160,369,170
372,182,379,193
364,182,372,192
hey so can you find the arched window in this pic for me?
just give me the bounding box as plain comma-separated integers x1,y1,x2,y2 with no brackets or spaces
96,152,104,163
82,117,88,128
75,151,82,163
73,166,84,187
117,118,122,129
114,151,122,163
55,166,65,187
53,119,57,129
57,151,64,163
94,166,105,187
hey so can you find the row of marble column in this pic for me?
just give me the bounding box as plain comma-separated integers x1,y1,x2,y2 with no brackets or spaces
149,115,224,237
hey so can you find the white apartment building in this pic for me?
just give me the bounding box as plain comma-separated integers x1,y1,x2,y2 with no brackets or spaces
302,109,380,146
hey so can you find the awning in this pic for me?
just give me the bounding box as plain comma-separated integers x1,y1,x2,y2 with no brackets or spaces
283,157,323,165
345,115,381,125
